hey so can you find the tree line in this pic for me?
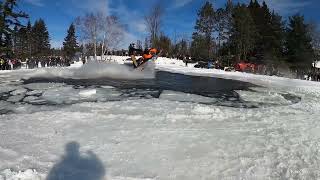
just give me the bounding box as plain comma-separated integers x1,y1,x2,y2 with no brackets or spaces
146,0,319,73
0,0,124,63
0,0,79,63
13,19,50,59
1,0,320,73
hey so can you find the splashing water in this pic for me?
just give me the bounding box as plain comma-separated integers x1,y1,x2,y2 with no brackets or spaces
26,61,155,80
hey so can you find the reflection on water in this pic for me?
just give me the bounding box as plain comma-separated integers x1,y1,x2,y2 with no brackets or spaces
24,71,252,99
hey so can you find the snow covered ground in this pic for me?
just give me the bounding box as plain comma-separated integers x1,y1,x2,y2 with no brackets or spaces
1,56,320,180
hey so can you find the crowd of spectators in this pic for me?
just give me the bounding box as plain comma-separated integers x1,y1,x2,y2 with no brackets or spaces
0,56,72,70
0,57,22,70
26,56,71,69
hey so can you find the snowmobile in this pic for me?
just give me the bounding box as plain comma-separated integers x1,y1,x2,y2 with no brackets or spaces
129,44,160,70
131,53,159,71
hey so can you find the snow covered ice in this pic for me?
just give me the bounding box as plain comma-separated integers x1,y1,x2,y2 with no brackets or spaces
1,57,320,179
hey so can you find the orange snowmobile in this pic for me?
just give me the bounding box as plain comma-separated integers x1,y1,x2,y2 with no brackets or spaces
129,44,159,69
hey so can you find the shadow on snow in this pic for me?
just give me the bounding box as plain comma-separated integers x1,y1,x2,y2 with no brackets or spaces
46,141,106,180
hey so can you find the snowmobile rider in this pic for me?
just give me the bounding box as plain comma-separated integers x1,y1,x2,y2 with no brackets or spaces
129,44,158,68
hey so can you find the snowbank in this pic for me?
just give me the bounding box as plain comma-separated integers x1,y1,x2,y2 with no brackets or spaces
0,56,320,179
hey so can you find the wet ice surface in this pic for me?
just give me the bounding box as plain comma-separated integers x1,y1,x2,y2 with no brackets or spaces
1,63,320,180
0,71,301,114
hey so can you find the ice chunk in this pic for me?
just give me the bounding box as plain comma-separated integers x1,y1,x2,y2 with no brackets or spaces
0,85,16,94
42,86,81,105
0,102,13,114
26,90,43,96
79,89,97,97
23,96,38,102
159,90,217,104
7,95,25,103
96,88,122,101
10,88,27,96
41,86,114,105
0,100,12,108
236,88,294,106
101,85,115,89
23,83,65,91
193,104,217,114
23,96,47,105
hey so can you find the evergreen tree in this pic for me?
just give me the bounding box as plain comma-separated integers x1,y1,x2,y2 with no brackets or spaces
286,14,314,69
3,30,13,56
247,0,264,59
216,0,234,63
191,32,208,60
230,4,256,61
264,12,285,63
224,0,234,40
12,25,18,53
0,0,28,55
247,0,284,63
215,1,233,56
215,8,226,52
192,1,216,60
63,23,78,60
32,19,50,57
14,26,28,58
50,48,63,57
26,21,32,57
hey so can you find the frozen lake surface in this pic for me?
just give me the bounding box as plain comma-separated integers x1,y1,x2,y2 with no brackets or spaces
1,71,301,111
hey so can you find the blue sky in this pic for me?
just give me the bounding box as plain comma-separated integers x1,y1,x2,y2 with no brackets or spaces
20,0,320,49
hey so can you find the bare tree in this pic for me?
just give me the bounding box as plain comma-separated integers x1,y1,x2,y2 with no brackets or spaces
100,15,124,60
76,12,124,61
144,37,149,49
75,13,100,60
136,40,142,50
144,3,164,47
